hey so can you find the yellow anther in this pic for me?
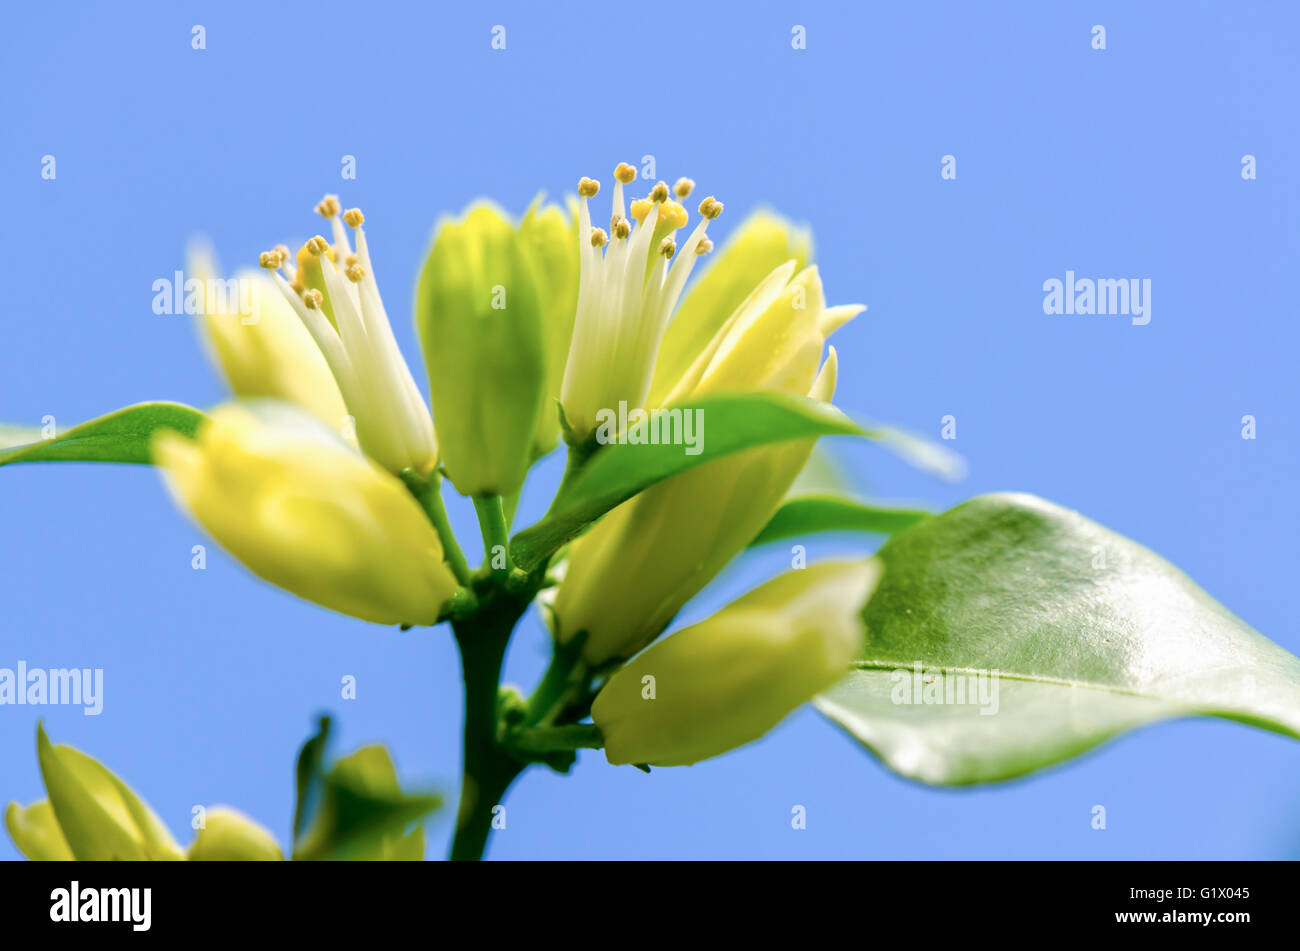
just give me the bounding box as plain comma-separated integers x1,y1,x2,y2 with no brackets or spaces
629,198,652,223
673,177,695,199
258,249,284,270
343,208,364,227
697,196,723,220
611,215,631,239
658,237,677,259
614,162,637,184
694,237,714,255
649,181,669,203
290,279,305,295
590,227,608,248
344,262,366,283
316,195,341,218
306,235,330,256
344,253,359,268
273,244,291,260
578,177,600,198
303,289,324,309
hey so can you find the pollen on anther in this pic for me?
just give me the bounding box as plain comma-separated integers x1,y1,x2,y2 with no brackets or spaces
578,177,600,198
649,181,669,203
259,249,284,270
694,238,714,256
658,237,677,259
303,289,324,309
344,262,366,283
698,196,724,220
343,208,364,228
611,215,631,240
614,163,637,184
306,235,330,255
345,253,359,267
590,227,608,248
316,195,341,218
673,177,695,199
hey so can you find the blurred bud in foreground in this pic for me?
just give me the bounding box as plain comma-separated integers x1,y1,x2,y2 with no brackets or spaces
153,403,459,626
592,560,879,766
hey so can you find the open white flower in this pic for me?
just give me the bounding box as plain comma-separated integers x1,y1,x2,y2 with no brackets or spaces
560,164,722,442
259,196,437,475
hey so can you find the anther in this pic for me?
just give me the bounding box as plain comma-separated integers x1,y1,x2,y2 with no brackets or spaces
590,227,608,248
306,235,330,256
316,195,341,218
658,237,677,259
698,196,724,220
259,249,284,270
303,289,324,309
578,177,600,197
694,238,714,255
344,262,366,283
673,177,695,199
343,208,364,227
650,181,669,203
614,163,637,184
611,215,631,239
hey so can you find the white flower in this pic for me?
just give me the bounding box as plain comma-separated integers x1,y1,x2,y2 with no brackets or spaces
559,164,722,442
259,196,437,475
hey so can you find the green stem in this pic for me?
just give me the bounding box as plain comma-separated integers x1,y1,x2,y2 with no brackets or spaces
402,470,471,586
449,601,526,862
473,495,511,575
505,724,604,757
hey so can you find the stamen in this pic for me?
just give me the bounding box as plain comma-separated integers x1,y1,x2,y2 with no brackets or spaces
659,237,677,259
316,195,341,218
649,181,669,203
302,289,324,309
673,177,695,199
614,163,637,184
345,253,359,267
343,208,364,228
273,244,291,261
698,197,724,220
259,249,284,270
694,238,714,255
306,235,331,256
578,177,600,197
611,216,631,240
344,262,367,283
590,227,608,248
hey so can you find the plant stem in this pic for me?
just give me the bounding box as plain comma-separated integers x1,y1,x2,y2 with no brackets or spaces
447,588,533,861
473,494,511,575
505,724,604,756
403,470,471,586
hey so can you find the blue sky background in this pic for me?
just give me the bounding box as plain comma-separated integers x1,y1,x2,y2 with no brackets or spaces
2,1,1297,859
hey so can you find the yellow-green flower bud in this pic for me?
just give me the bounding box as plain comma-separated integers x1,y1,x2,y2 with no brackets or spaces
592,560,879,766
26,724,184,860
517,201,579,457
152,403,459,626
554,265,863,664
4,799,73,861
188,807,283,861
418,204,547,496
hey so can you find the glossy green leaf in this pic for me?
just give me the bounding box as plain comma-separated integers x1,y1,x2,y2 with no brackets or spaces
510,392,868,572
0,402,206,467
815,493,1300,785
749,494,932,547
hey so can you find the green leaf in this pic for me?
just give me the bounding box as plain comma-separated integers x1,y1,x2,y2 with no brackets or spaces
749,494,932,548
510,392,868,572
4,800,73,861
293,745,440,861
0,402,206,467
291,716,332,844
815,492,1300,785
